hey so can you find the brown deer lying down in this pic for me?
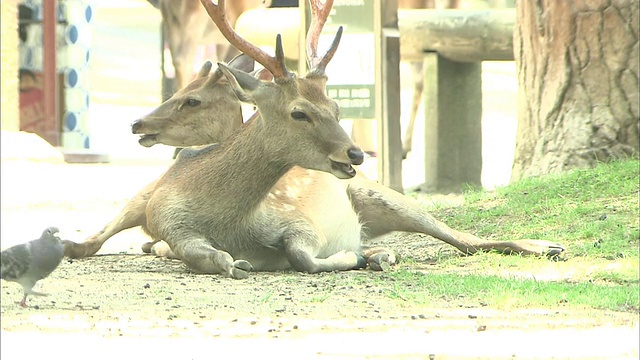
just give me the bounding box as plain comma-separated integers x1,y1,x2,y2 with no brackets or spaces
63,54,260,259
64,0,564,278
144,0,381,277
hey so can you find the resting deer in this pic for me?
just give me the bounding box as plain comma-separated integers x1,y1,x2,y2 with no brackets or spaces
64,0,564,276
143,0,393,277
62,53,261,259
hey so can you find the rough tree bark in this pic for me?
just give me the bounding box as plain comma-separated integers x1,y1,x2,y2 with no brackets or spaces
512,0,639,181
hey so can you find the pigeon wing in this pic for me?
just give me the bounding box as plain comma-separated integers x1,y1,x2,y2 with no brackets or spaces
0,243,32,281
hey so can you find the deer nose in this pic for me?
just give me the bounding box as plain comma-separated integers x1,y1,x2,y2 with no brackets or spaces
347,147,364,165
131,119,143,134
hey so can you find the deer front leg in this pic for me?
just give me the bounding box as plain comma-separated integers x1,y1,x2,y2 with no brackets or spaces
170,237,253,279
64,180,158,258
347,177,564,257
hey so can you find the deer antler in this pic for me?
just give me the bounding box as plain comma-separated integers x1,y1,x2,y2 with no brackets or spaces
305,0,342,77
200,0,341,79
306,0,333,66
199,0,291,81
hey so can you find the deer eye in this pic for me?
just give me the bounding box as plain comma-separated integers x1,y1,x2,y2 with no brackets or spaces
291,110,309,122
186,98,201,106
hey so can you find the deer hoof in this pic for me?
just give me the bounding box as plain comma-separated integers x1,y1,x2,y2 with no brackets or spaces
351,253,366,269
150,241,177,258
230,260,253,279
368,253,391,271
546,244,565,257
62,240,87,259
521,240,566,257
141,242,155,253
63,240,104,259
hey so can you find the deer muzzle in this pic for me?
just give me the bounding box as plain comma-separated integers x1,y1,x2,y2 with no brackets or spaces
347,147,365,165
328,147,364,179
131,119,160,147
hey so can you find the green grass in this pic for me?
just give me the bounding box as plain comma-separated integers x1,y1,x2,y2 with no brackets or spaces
375,270,638,312
423,159,639,261
400,159,639,312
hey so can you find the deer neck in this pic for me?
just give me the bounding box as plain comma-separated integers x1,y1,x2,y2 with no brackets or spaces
195,117,294,217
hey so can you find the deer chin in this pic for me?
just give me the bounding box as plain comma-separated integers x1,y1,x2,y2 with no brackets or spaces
138,135,159,147
329,159,357,179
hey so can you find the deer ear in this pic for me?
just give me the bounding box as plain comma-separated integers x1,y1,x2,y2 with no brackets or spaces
197,61,213,78
252,67,273,82
227,53,255,73
218,63,260,104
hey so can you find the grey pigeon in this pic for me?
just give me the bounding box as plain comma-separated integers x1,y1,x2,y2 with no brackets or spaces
1,226,65,307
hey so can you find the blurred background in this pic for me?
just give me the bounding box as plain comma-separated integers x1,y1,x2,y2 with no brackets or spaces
8,0,518,190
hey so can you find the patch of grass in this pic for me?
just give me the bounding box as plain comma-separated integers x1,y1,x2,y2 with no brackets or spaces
591,258,640,284
399,159,639,312
304,287,333,303
429,159,639,266
259,289,274,303
372,269,639,312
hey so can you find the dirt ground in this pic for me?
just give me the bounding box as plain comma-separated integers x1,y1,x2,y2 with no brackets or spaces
1,158,639,359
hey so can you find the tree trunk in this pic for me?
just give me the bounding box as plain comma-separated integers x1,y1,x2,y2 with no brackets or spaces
511,0,639,181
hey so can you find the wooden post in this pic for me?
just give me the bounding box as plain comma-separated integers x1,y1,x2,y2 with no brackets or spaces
376,0,403,192
398,9,514,193
423,52,482,193
42,0,59,146
398,9,515,62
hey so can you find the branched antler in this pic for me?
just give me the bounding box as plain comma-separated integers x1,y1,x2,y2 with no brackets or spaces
199,0,341,79
305,0,342,76
306,0,333,67
199,0,291,80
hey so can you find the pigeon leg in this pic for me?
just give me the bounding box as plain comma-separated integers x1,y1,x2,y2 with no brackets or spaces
19,294,28,308
18,289,49,307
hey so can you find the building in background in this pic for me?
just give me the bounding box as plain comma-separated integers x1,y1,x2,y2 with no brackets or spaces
18,0,93,149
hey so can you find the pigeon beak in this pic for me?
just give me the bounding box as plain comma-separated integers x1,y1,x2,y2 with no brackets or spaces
53,232,60,238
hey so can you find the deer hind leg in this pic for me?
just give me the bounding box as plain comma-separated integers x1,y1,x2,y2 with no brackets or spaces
140,240,180,259
361,245,398,271
170,237,253,279
402,61,424,159
347,177,565,257
282,227,366,273
64,181,157,258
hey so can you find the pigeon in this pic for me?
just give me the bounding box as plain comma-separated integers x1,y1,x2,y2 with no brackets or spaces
1,226,65,307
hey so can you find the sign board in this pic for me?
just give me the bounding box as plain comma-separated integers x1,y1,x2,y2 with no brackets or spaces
299,0,402,191
301,0,378,120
